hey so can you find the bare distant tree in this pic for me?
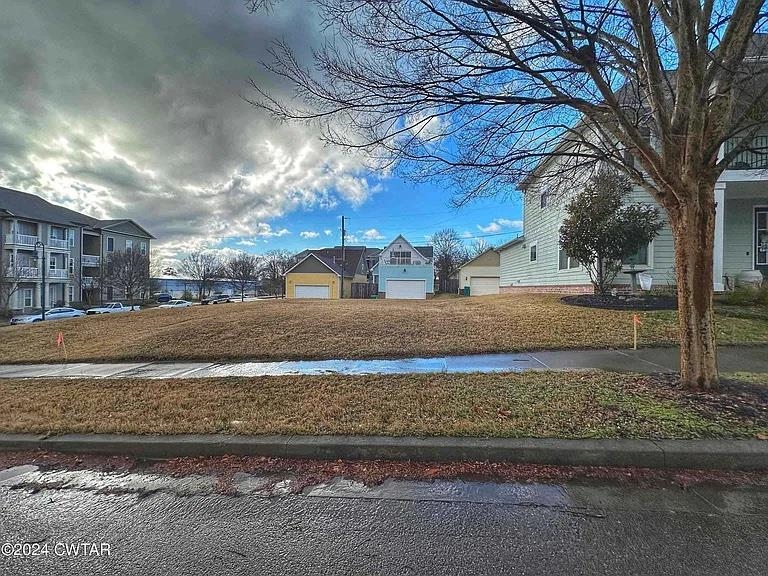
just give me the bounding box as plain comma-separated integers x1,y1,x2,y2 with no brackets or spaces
260,249,298,297
469,239,494,259
179,251,222,300
224,252,262,301
431,228,468,293
249,0,768,388
105,250,150,310
0,252,31,313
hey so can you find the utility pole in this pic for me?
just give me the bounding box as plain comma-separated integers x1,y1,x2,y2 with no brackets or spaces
340,215,346,299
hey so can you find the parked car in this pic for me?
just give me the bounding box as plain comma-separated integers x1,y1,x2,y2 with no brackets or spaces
10,307,86,325
86,302,140,315
201,292,231,305
157,300,192,308
155,292,172,303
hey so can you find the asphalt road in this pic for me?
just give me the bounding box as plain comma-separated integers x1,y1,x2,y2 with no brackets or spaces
1,466,766,575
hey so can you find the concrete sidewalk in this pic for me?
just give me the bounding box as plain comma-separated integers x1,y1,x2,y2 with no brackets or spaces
0,345,765,379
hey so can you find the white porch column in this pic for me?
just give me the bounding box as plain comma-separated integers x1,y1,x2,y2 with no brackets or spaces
33,281,41,308
713,182,726,291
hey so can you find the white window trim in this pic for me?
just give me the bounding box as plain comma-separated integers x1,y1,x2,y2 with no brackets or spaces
754,205,768,269
140,241,147,256
126,240,133,253
23,289,33,307
106,236,115,252
528,241,538,263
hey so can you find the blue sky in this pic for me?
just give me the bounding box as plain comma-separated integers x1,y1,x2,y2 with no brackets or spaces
225,177,524,253
0,0,524,264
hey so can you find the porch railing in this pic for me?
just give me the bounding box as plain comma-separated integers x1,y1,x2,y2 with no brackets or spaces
48,238,70,250
725,135,768,169
81,254,100,267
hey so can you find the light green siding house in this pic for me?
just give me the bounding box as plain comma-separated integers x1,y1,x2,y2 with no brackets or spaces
499,143,768,294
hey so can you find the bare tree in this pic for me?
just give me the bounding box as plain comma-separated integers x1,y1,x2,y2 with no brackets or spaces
249,0,768,388
105,250,150,310
224,252,262,301
0,252,31,313
260,249,297,297
179,251,222,300
431,228,469,293
469,239,494,259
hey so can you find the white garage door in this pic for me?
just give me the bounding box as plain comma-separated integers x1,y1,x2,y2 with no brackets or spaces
470,276,500,296
386,279,426,299
295,285,331,299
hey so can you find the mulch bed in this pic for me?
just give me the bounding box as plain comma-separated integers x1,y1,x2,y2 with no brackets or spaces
562,294,678,311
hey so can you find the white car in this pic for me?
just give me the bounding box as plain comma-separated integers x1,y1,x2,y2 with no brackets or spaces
157,300,192,308
10,307,86,325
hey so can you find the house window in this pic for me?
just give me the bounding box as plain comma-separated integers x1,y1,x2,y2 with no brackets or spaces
68,285,74,302
390,250,411,265
107,237,114,252
529,242,537,263
68,228,76,248
68,257,75,274
49,258,56,271
140,241,147,255
558,247,580,270
540,191,549,209
23,289,33,307
623,243,651,267
126,240,133,253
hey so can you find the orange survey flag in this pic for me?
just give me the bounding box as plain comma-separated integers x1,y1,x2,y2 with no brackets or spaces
633,313,643,326
56,332,64,347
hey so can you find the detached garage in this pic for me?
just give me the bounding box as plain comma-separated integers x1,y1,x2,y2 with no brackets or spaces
459,249,501,296
285,254,341,299
386,279,427,300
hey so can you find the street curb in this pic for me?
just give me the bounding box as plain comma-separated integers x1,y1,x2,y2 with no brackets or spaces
0,434,766,470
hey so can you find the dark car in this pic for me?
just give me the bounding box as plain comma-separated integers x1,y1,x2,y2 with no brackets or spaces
201,292,231,305
155,293,172,303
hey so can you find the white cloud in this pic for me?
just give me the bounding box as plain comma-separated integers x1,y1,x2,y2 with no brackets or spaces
362,228,385,241
300,231,320,239
324,229,332,236
477,219,523,233
0,1,378,259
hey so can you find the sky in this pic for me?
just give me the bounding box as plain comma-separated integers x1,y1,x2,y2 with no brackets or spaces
0,0,524,264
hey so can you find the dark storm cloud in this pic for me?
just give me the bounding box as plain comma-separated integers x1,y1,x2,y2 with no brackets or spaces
0,0,375,256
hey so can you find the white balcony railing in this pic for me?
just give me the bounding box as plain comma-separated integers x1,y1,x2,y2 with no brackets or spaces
48,238,70,250
48,269,69,279
82,276,95,287
3,233,39,246
3,266,39,278
81,254,100,267
383,258,432,266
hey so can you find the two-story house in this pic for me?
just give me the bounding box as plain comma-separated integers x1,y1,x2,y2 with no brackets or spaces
1,187,154,312
498,137,768,294
377,235,435,299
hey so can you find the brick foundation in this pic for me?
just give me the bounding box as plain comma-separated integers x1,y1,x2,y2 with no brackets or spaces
500,284,595,295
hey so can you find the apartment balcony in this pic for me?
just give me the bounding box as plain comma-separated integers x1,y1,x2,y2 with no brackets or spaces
81,254,101,267
82,276,97,287
3,266,39,279
47,269,69,279
2,233,39,247
48,238,71,251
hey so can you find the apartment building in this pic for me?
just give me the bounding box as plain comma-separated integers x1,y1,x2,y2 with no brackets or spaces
1,187,154,312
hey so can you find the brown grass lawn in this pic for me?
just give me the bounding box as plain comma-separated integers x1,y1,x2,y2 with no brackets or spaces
1,294,767,364
1,371,765,439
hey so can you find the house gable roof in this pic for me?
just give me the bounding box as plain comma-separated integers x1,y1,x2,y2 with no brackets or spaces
293,245,372,277
461,248,501,268
382,235,433,262
285,253,342,276
97,219,156,239
497,235,525,252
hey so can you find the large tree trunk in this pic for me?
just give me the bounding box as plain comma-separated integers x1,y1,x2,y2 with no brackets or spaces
668,189,719,389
